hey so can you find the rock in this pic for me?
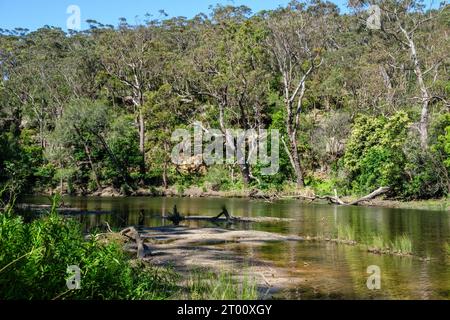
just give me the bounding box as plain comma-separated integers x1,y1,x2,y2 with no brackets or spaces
92,187,121,197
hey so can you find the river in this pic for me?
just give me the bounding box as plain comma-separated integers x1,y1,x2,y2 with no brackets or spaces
21,196,450,300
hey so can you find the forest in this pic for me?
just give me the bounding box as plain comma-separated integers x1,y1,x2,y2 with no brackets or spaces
1,0,449,202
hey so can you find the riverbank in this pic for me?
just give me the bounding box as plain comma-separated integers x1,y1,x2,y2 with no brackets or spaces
31,185,450,211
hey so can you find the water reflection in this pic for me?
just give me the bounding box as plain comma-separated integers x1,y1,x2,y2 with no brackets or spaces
21,196,450,299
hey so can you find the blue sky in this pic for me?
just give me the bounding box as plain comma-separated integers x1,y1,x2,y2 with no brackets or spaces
0,0,350,31
0,0,439,31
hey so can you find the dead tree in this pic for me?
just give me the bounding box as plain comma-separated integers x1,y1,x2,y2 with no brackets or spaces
285,187,390,206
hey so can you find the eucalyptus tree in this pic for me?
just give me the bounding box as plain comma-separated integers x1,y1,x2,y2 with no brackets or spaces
0,27,78,150
47,99,134,192
177,6,271,185
95,21,166,181
265,0,331,187
351,0,450,148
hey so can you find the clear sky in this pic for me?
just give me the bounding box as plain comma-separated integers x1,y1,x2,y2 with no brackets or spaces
0,0,350,31
0,0,439,31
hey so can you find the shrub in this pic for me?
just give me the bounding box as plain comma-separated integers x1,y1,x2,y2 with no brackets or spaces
402,114,450,199
0,204,178,300
344,112,411,196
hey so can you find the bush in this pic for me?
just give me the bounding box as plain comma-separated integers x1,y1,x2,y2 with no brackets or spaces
402,114,450,199
203,166,232,191
0,204,178,300
344,112,411,195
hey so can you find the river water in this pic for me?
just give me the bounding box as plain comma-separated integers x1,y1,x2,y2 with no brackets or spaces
22,196,450,300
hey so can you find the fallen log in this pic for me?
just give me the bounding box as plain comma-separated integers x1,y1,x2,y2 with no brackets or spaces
162,215,294,223
163,205,293,224
347,187,390,205
213,206,232,220
283,187,390,206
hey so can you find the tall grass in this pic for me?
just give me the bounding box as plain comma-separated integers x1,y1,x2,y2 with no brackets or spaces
367,235,386,250
364,233,413,255
336,224,356,242
182,268,258,300
391,234,413,254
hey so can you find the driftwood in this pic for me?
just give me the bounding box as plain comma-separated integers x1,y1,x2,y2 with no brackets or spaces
120,227,150,259
163,215,294,223
163,205,293,224
346,187,390,205
284,187,390,206
213,207,232,220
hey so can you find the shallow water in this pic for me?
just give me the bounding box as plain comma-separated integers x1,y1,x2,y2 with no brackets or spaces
21,196,450,299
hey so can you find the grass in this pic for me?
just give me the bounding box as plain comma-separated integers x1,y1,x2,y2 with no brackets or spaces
367,235,386,251
445,242,450,255
390,234,413,255
331,223,414,256
180,268,258,300
0,206,180,300
364,233,413,255
336,224,356,242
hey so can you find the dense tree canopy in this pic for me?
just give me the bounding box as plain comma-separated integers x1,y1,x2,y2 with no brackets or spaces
0,0,449,199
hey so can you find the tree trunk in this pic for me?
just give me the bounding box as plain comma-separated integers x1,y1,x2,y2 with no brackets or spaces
402,28,430,148
220,103,252,186
419,99,430,149
83,144,102,190
138,109,146,182
286,123,305,188
290,140,305,188
163,161,168,189
239,164,251,186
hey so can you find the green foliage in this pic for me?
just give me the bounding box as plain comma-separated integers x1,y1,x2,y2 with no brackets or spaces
0,2,448,199
336,224,356,242
443,126,450,170
391,234,413,255
182,268,257,300
344,112,411,195
203,166,233,191
306,176,339,195
402,114,450,199
432,113,450,172
0,199,178,300
105,114,141,184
